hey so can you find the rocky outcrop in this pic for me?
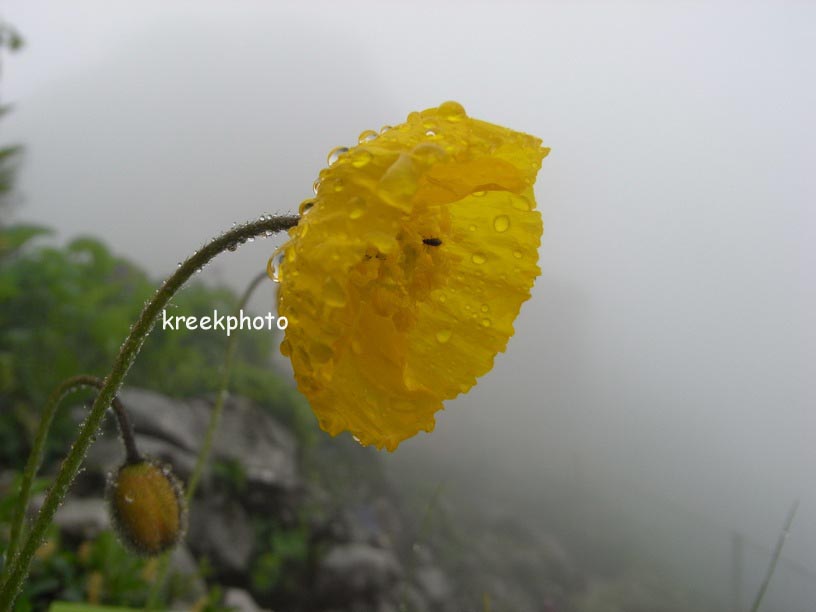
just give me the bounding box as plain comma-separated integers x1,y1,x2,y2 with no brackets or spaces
55,386,579,611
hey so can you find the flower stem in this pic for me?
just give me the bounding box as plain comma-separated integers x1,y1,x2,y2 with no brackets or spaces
145,269,271,608
749,499,799,612
187,269,270,501
0,215,298,611
2,376,138,580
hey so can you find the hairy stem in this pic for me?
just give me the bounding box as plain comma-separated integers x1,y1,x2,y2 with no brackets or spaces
187,269,269,501
2,376,137,582
0,215,298,611
749,499,799,612
145,269,270,608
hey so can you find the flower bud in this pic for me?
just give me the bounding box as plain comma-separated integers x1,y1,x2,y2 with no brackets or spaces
106,459,186,556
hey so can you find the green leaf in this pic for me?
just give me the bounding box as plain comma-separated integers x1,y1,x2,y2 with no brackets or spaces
0,224,52,256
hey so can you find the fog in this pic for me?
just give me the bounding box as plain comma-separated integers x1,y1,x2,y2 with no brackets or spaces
2,1,814,609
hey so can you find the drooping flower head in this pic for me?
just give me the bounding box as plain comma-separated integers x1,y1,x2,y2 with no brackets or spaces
272,101,548,451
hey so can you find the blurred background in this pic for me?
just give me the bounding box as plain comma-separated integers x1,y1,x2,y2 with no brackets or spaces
1,1,814,611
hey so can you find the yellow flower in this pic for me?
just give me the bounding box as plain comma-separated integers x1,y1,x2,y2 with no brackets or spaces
273,101,549,451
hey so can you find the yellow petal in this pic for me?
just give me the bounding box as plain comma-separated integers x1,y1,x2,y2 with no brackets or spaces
275,101,549,450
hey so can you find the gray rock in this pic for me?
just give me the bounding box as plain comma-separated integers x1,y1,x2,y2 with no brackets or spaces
168,544,207,606
85,434,198,481
187,494,254,574
416,566,452,605
51,497,109,540
205,394,299,492
316,543,401,603
109,388,299,493
223,587,271,612
117,388,204,452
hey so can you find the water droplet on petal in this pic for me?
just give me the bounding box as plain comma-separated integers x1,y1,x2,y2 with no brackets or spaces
439,100,467,122
472,253,487,265
425,129,436,137
472,190,486,197
324,277,347,307
493,215,510,232
327,146,349,165
512,249,523,259
468,224,477,232
313,179,321,194
481,318,491,328
124,494,134,504
513,198,532,211
349,196,366,219
351,148,372,168
379,125,393,134
436,329,452,343
481,304,489,313
267,248,285,282
299,199,315,216
358,129,378,144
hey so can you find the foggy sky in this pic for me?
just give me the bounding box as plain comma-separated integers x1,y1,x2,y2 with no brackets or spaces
2,2,814,609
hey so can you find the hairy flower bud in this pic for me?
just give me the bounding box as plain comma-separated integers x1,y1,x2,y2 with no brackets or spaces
106,459,187,556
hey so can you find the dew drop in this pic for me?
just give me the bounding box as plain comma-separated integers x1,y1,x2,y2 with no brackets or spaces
512,198,532,211
351,148,372,168
313,179,321,194
412,143,447,165
379,125,392,134
471,253,487,265
512,249,523,259
299,199,315,216
267,248,285,282
349,196,366,219
124,494,134,504
493,215,510,232
472,190,486,197
439,100,467,122
247,236,255,242
358,129,378,144
436,329,452,343
468,224,477,232
481,318,491,328
425,129,436,137
327,146,349,165
324,277,347,307
481,304,489,313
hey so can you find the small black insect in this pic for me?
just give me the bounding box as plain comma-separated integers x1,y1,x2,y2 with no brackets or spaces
422,237,443,247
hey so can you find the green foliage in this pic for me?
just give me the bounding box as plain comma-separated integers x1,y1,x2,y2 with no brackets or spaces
2,474,151,608
0,20,24,221
211,458,247,497
0,224,52,259
250,520,310,596
0,225,315,470
0,22,24,52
